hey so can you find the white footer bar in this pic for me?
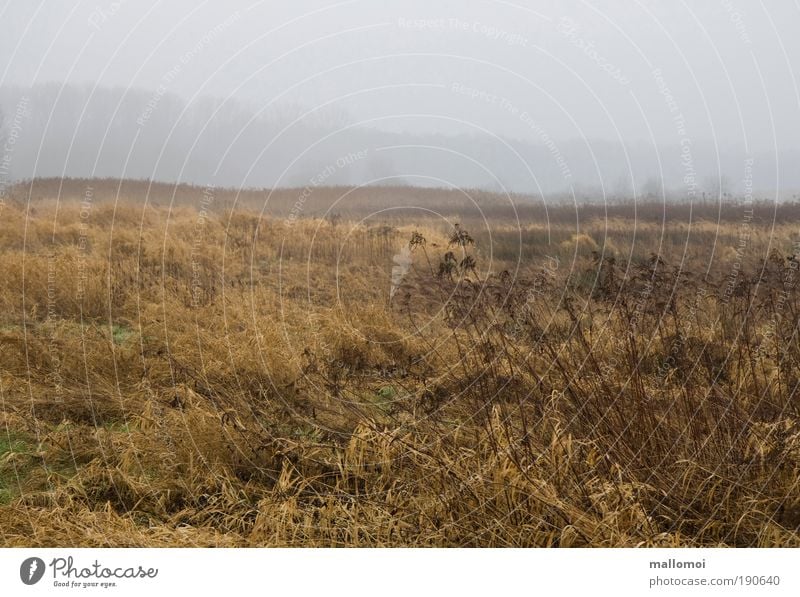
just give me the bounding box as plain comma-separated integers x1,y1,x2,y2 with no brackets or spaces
1,548,796,596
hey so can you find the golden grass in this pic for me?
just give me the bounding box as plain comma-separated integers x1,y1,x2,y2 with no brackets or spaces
0,182,798,546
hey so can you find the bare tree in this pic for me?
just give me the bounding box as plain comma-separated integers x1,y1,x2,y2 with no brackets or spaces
641,176,662,200
704,175,731,203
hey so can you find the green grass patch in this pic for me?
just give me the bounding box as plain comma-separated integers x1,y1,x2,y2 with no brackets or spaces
102,420,133,433
0,432,36,505
111,324,134,345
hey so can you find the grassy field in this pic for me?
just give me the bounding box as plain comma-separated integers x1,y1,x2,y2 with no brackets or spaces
0,179,799,546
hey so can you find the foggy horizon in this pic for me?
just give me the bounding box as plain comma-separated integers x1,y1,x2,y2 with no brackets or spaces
2,1,800,199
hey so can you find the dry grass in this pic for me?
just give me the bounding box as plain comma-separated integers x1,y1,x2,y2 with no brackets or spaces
0,181,798,547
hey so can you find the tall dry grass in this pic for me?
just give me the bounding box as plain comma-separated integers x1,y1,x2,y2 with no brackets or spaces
0,184,798,546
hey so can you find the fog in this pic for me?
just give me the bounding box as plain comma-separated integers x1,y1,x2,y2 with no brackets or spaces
2,0,799,199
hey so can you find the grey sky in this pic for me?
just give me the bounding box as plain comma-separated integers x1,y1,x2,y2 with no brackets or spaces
1,1,799,195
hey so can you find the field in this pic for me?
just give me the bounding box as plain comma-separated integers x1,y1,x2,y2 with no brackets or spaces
1,179,799,547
